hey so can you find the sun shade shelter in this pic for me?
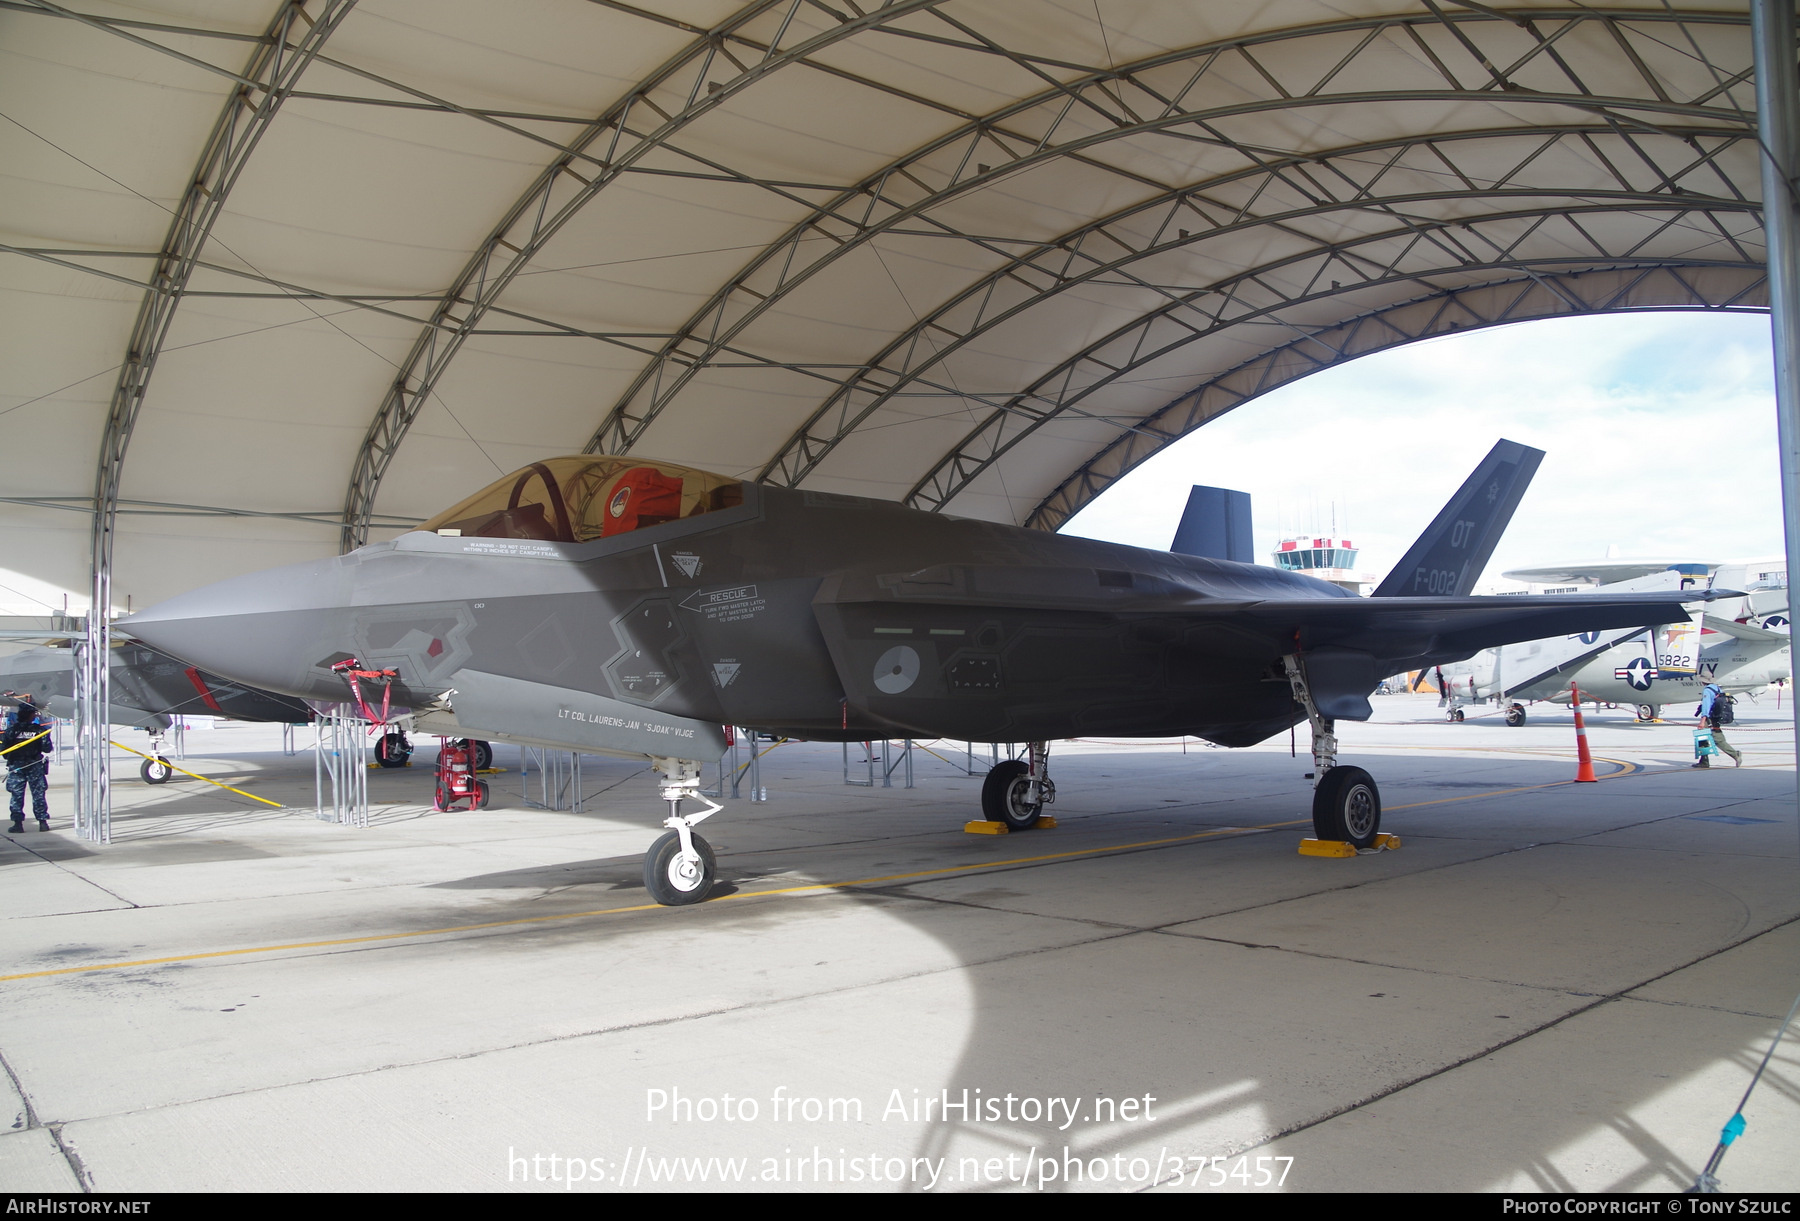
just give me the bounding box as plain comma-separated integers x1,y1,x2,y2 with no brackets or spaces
0,0,1780,613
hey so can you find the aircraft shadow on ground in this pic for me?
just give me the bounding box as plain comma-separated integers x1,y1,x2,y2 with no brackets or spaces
393,739,1800,1193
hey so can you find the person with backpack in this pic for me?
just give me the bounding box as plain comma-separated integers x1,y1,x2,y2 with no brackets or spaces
2,694,54,831
1692,682,1741,768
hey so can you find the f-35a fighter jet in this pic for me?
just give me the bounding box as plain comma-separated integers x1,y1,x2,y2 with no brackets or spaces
126,440,1714,904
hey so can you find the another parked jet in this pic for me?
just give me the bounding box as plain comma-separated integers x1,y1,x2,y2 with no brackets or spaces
125,440,1718,903
0,640,312,781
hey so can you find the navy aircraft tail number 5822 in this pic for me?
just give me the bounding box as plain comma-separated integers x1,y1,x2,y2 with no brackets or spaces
127,440,1715,904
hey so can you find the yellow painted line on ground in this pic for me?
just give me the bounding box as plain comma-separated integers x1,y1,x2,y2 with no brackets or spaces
109,740,284,808
1382,756,1637,811
1,821,1306,984
0,752,1705,985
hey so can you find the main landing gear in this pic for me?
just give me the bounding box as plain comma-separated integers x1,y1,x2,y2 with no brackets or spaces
1283,655,1382,850
981,742,1056,830
1504,702,1527,728
643,756,721,906
1636,703,1659,723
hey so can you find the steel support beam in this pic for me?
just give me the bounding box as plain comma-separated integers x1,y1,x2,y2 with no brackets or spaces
772,188,1756,497
77,0,355,843
584,8,1753,475
337,0,942,552
1750,0,1800,871
1026,263,1767,531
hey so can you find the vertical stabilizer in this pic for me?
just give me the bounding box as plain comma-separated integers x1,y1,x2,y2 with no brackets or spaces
1170,486,1253,562
1373,439,1544,598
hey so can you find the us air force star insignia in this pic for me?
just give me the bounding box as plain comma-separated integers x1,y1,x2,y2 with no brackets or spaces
1612,657,1659,690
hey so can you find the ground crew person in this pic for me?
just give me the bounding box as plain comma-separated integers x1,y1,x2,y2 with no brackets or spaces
1693,682,1742,768
2,694,54,832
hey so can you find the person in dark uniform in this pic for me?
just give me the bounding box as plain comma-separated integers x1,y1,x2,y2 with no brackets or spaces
2,694,54,832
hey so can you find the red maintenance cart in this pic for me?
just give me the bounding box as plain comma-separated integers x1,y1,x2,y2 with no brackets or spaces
433,737,490,812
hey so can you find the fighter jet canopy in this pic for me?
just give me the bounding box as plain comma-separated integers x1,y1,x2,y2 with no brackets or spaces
416,456,744,545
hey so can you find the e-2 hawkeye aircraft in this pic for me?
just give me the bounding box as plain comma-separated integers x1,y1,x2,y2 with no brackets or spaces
124,439,1718,904
1435,571,1788,723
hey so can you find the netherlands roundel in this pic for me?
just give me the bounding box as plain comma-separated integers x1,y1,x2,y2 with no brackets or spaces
609,486,632,518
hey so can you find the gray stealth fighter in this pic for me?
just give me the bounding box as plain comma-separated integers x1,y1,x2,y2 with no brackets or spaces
127,439,1715,904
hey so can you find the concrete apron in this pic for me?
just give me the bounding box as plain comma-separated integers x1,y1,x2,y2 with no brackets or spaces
0,693,1794,1193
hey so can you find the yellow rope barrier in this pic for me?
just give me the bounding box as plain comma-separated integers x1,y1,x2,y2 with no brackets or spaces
0,728,50,756
108,739,284,808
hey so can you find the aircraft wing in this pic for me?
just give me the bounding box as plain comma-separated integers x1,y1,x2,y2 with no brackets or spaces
818,561,1710,726
1700,613,1791,649
1177,591,1700,665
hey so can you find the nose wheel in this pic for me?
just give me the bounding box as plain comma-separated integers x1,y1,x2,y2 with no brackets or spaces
644,756,721,905
644,829,716,905
139,730,173,784
375,730,412,768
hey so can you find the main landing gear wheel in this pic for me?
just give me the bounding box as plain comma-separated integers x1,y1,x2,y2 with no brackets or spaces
1637,704,1657,723
1449,707,1465,723
374,731,411,768
1312,765,1381,850
1504,704,1526,727
644,829,716,905
981,759,1043,830
471,740,493,770
140,756,173,784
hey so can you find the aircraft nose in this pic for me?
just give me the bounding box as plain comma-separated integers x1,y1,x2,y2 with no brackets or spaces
124,556,358,703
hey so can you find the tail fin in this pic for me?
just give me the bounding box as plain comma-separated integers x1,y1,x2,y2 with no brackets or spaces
1373,439,1544,598
1168,485,1253,562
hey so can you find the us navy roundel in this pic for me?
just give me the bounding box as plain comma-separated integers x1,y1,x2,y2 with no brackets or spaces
1613,656,1659,690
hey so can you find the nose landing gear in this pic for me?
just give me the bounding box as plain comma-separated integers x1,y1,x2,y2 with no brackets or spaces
644,756,721,905
140,731,174,784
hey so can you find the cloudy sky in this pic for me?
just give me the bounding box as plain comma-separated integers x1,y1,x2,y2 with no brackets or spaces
1061,310,1790,588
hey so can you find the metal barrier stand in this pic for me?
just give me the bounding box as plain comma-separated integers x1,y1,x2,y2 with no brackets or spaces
313,706,369,828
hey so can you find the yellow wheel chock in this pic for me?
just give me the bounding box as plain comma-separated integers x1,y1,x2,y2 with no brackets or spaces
1299,832,1401,857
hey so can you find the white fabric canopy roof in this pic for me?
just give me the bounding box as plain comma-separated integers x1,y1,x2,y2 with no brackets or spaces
0,0,1771,609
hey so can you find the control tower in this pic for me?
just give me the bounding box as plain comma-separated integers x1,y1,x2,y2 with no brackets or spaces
1274,536,1371,594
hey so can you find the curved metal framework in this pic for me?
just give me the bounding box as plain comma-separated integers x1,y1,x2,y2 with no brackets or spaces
777,164,1757,499
7,2,1773,564
338,0,943,550
568,6,1757,507
1024,262,1767,529
894,204,1758,515
70,0,356,840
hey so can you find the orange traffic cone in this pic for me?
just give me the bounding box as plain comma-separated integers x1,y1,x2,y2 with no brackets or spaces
1572,682,1597,783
